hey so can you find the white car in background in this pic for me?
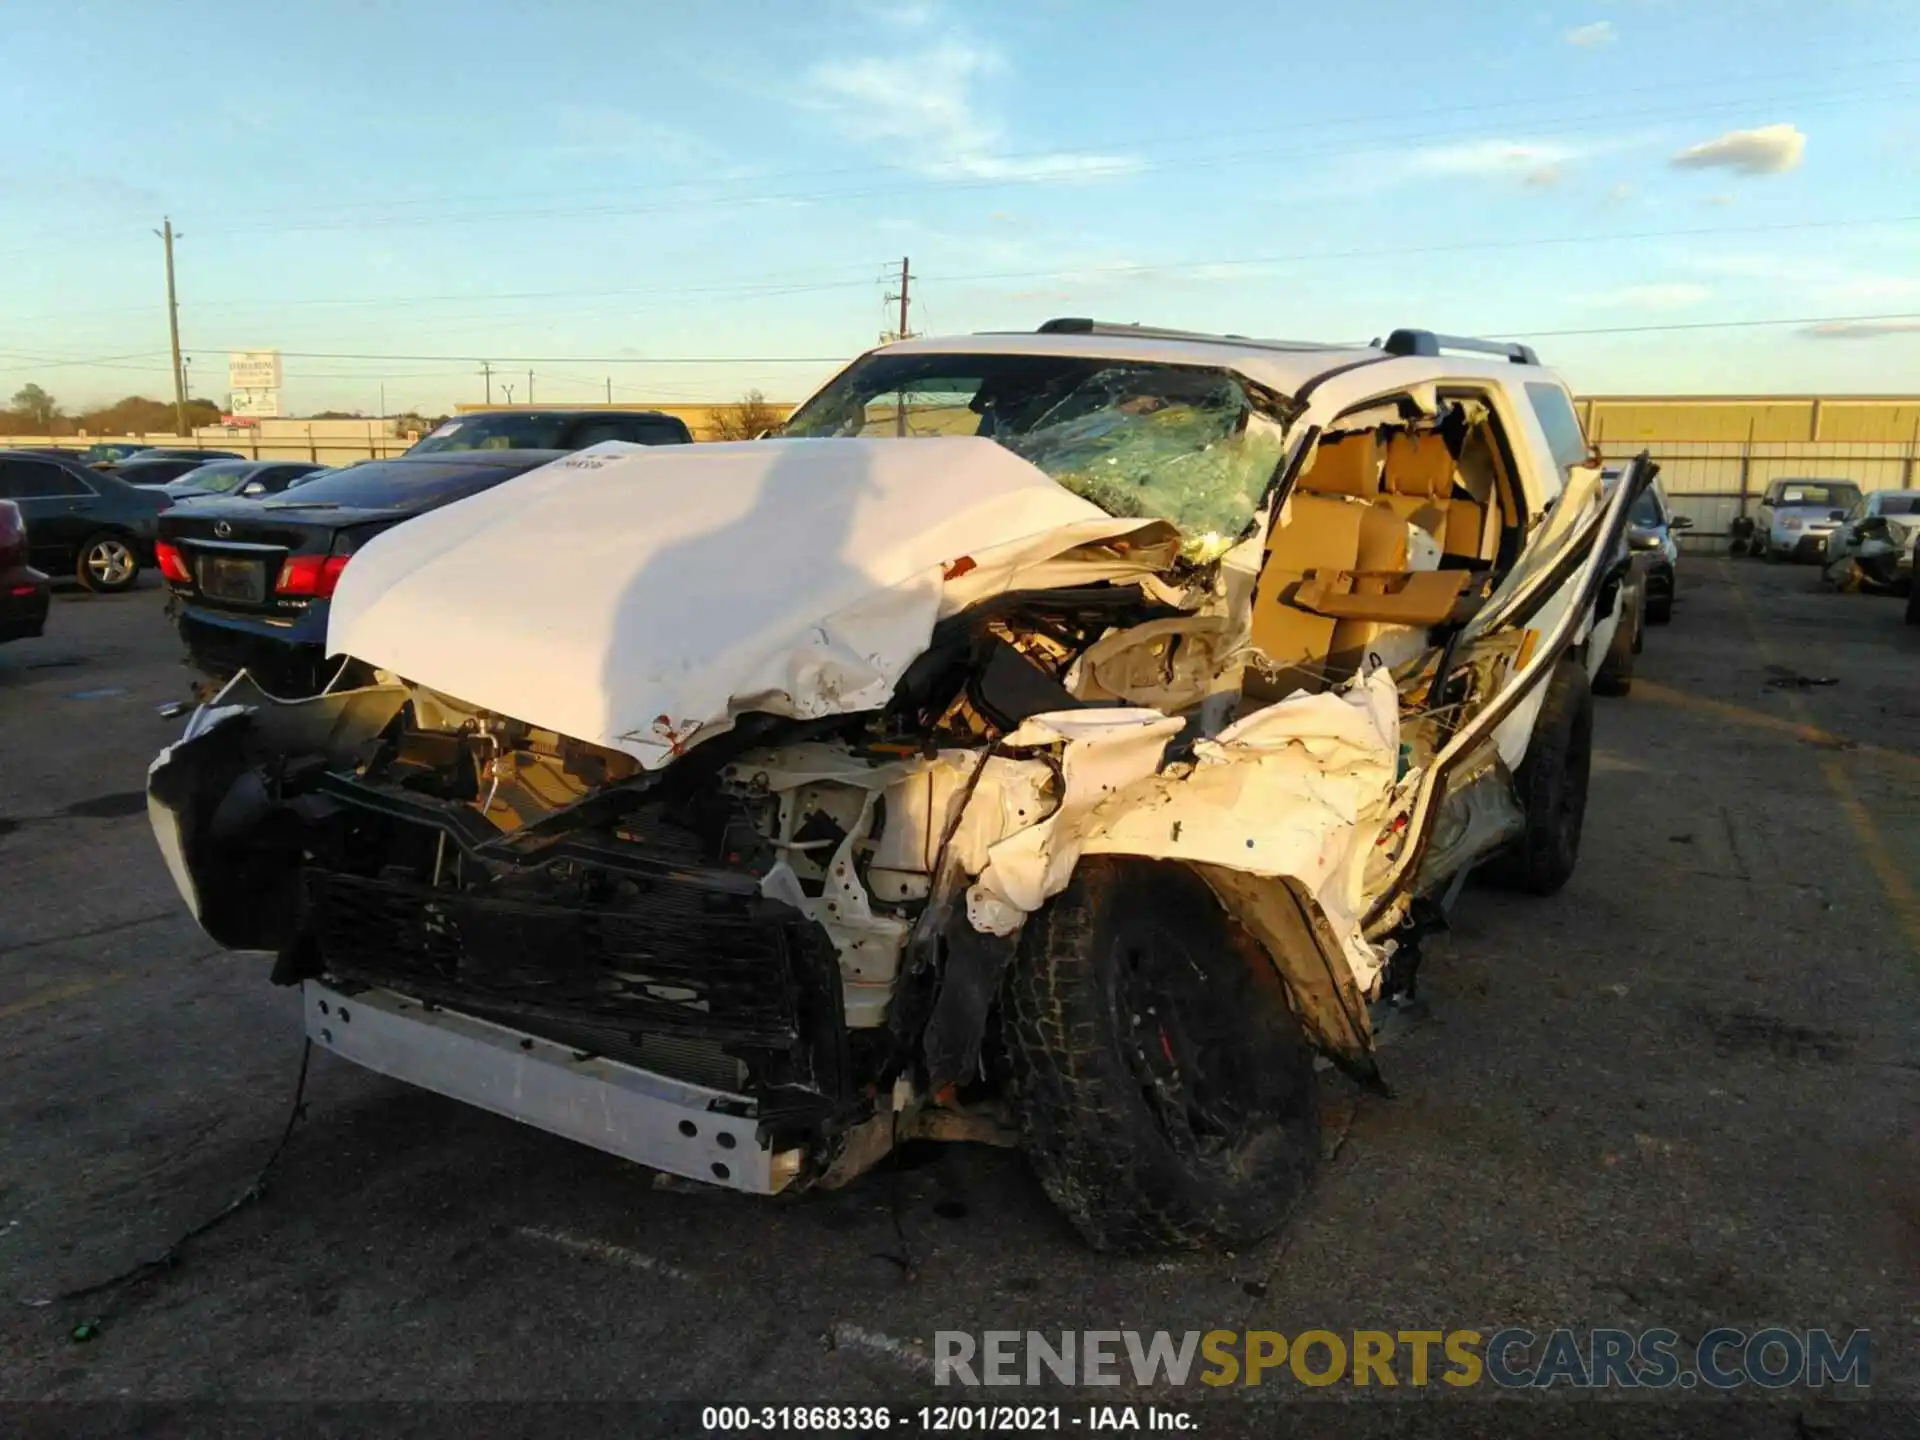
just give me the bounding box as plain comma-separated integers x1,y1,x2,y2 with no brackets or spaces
147,321,1652,1253
1820,488,1920,594
1755,478,1864,562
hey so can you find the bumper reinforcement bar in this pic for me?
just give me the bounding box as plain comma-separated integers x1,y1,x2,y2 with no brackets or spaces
303,980,801,1194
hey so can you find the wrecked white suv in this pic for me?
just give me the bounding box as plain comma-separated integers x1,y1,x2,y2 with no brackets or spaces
148,321,1651,1252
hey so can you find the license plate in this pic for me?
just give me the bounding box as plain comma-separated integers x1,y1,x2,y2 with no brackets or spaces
197,554,266,603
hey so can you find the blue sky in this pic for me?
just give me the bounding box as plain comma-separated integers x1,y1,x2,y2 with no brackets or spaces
3,0,1918,416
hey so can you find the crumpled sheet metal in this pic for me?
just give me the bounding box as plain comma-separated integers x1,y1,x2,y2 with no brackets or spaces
960,670,1402,997
966,708,1187,935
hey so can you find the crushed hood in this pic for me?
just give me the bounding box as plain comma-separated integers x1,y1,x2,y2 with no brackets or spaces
325,437,1178,765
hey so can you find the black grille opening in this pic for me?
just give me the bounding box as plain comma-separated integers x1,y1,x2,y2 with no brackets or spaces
305,869,804,1048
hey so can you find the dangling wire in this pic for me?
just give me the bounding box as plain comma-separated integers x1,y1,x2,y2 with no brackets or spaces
23,1039,315,1314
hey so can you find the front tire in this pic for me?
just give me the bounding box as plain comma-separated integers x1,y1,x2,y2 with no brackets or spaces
1002,857,1321,1253
1906,582,1920,626
76,532,141,593
1481,659,1594,896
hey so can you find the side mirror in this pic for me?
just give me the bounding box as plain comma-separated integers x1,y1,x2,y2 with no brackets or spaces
239,481,266,497
1670,515,1694,530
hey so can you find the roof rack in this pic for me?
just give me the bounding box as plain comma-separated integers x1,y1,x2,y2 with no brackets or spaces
1032,317,1336,354
1377,328,1540,366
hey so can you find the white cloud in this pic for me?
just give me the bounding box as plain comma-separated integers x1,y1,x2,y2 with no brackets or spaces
1802,319,1920,340
803,36,1137,184
1566,20,1617,46
1670,123,1806,176
1411,139,1583,176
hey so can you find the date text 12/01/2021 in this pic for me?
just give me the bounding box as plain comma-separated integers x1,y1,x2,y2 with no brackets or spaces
701,1405,1194,1431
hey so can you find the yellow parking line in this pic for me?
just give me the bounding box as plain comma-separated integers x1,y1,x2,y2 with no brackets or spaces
1721,559,1920,964
0,970,130,1021
1816,753,1920,960
1634,681,1920,772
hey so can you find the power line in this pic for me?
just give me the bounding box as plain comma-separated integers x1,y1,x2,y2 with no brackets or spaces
10,314,1920,387
179,312,1920,367
0,269,895,324
8,212,1915,335
916,213,1920,290
198,348,851,364
1501,311,1920,339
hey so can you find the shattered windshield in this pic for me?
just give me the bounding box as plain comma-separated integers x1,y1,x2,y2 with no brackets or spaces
781,352,1294,556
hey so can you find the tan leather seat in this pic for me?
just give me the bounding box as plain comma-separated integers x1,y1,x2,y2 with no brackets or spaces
1251,427,1474,692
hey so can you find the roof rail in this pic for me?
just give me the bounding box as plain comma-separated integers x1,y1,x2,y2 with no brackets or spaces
1377,328,1540,366
1034,317,1339,354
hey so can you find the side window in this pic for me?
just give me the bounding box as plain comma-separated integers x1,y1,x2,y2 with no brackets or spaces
0,459,89,498
629,419,690,445
1522,382,1591,480
569,420,627,448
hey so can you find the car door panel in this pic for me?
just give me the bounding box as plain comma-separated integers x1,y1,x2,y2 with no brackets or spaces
0,459,96,567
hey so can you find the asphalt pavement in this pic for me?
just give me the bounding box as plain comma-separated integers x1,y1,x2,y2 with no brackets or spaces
1,560,1916,1434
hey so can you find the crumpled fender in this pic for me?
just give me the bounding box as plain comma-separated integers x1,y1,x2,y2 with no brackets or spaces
957,669,1402,1072
147,675,408,951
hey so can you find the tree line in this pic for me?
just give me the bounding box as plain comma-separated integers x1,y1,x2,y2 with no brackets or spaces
2,383,222,436
1,384,445,437
4,380,783,439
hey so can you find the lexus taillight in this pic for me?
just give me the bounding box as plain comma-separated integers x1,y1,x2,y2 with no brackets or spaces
155,540,192,584
276,554,350,598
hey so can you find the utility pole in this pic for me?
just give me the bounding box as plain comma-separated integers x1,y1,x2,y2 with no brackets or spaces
605,376,613,403
528,369,535,404
884,256,913,435
480,361,493,404
154,217,188,435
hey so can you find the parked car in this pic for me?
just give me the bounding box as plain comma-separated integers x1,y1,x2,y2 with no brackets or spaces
162,459,330,503
1593,470,1648,697
111,456,233,487
83,441,157,466
149,322,1654,1252
129,447,246,463
407,408,693,454
0,499,51,642
1819,489,1920,594
156,450,572,695
1626,475,1689,623
0,450,168,592
1754,478,1863,562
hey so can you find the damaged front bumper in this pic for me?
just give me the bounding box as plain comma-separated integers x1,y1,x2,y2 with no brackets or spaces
302,979,800,1193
